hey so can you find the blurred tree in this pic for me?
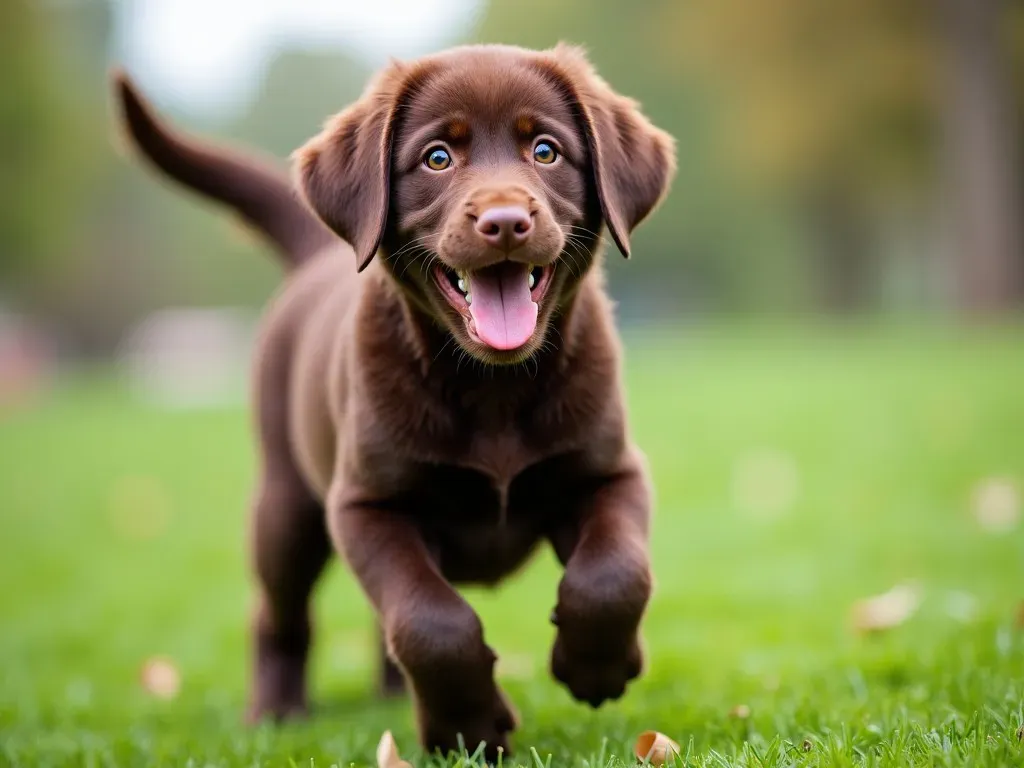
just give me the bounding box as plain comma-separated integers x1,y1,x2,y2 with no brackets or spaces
0,0,90,295
0,0,373,353
938,0,1023,311
235,48,368,157
658,0,1022,311
477,0,1024,313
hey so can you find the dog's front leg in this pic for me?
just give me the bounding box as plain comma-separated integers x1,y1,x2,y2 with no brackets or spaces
328,489,516,759
548,454,653,707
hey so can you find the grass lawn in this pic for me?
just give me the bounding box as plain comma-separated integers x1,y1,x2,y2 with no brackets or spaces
1,323,1023,767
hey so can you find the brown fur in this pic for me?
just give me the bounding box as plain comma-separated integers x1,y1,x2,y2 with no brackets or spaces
111,43,675,759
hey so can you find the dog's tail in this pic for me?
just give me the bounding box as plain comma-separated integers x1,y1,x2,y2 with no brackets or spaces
111,70,334,268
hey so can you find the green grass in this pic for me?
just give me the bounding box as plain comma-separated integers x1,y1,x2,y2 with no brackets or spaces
2,323,1023,767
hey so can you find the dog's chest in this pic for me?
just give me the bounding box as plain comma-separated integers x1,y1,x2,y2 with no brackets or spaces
361,374,606,583
403,440,583,585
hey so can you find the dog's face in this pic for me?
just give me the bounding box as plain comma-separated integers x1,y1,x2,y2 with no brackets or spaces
297,44,675,364
386,63,585,359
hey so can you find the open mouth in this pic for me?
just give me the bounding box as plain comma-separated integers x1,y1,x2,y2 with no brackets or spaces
433,261,553,351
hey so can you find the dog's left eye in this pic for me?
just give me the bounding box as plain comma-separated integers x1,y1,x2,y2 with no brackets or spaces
424,147,452,171
533,142,557,164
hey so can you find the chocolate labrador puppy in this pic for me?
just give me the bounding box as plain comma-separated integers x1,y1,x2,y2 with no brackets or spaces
112,43,675,758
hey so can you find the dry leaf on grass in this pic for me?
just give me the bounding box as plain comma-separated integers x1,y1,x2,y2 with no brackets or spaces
634,731,680,765
850,583,922,634
377,730,413,768
971,477,1020,533
139,657,180,699
729,704,751,719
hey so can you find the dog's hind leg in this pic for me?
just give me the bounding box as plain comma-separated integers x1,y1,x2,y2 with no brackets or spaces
247,458,331,723
246,312,332,723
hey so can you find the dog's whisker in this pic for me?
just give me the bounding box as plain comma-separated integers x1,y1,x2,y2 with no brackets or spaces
388,233,435,260
390,242,431,265
419,252,440,281
431,332,458,365
560,242,586,278
568,223,602,238
396,250,426,281
567,224,608,247
567,234,598,264
564,231,595,253
397,247,435,281
455,348,470,375
388,235,436,268
392,249,427,280
566,226,609,254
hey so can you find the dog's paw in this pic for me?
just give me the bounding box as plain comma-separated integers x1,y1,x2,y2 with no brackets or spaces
246,647,310,724
418,685,517,761
550,629,642,707
245,694,309,725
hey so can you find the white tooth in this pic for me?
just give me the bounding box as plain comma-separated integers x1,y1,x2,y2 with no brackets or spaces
465,292,472,305
528,272,536,289
457,278,466,293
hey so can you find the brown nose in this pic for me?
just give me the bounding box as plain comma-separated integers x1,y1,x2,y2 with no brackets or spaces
475,206,533,252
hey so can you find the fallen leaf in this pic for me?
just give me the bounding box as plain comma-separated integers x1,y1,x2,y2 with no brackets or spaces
139,657,180,699
729,704,751,719
377,730,413,768
971,477,1020,533
850,583,922,634
634,730,680,766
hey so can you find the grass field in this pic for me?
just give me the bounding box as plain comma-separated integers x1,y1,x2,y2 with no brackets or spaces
1,324,1023,767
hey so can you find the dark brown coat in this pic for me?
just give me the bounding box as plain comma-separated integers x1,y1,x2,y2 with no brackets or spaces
112,42,675,759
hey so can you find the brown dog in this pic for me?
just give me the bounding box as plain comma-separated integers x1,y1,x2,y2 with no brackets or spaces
112,43,675,759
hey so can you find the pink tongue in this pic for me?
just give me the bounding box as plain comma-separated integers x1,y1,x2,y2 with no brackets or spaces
468,263,538,350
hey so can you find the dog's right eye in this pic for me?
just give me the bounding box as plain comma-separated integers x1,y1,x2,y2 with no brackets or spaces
424,147,452,171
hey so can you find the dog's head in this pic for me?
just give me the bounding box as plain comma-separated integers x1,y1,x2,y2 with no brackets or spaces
296,44,675,364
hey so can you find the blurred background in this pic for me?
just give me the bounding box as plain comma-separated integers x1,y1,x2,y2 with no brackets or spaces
1,0,1023,385
1,2,1023,764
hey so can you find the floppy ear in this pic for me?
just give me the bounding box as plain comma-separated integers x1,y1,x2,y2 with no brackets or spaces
294,65,406,271
545,44,676,258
